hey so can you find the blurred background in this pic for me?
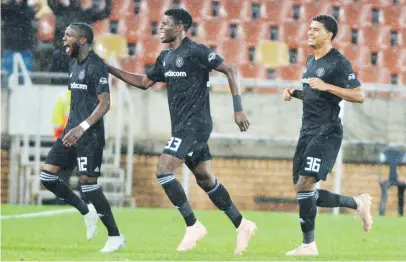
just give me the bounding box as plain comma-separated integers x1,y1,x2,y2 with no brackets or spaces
1,0,405,217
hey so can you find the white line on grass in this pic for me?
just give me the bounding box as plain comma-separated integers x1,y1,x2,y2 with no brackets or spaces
1,208,76,220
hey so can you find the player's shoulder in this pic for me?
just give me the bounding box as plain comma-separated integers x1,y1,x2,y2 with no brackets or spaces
159,48,171,57
305,54,315,65
87,52,107,71
330,48,351,65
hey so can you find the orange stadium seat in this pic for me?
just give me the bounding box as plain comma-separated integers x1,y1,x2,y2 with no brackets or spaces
181,0,211,20
400,70,406,85
277,64,305,81
139,35,166,65
200,18,227,45
146,0,171,22
338,4,369,27
359,25,391,51
92,19,110,38
81,0,92,9
262,0,290,24
382,4,406,28
118,56,145,73
334,24,352,48
280,21,307,48
222,0,250,20
218,39,248,66
37,13,55,41
121,13,149,43
400,28,406,46
381,46,404,73
239,62,267,79
242,20,267,46
300,1,332,22
110,0,132,20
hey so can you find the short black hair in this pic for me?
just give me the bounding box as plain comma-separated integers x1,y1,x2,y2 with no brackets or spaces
70,22,94,44
312,15,338,40
164,8,193,32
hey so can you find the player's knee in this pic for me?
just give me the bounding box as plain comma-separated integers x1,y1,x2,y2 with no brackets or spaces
39,169,59,188
196,176,216,191
296,176,317,192
79,175,97,184
156,163,174,176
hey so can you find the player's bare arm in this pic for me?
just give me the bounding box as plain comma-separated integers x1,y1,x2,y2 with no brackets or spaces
62,92,110,147
309,78,365,103
107,65,155,90
215,61,250,132
283,89,304,101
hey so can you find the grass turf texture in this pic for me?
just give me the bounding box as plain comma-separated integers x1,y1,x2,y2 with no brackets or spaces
1,205,405,261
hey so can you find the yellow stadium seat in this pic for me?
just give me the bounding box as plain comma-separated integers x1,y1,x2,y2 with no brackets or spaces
93,34,128,61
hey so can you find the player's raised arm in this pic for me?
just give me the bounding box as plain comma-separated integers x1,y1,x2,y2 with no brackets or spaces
215,61,250,132
107,65,155,90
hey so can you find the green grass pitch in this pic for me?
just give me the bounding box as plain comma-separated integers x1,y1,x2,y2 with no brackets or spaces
1,205,405,261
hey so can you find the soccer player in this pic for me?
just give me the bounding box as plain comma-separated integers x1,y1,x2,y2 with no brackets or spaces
40,23,125,253
282,15,373,256
107,8,257,255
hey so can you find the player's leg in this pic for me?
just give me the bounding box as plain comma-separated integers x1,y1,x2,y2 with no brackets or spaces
287,135,319,256
159,134,204,252
40,138,88,215
186,151,257,255
311,134,372,231
77,143,125,252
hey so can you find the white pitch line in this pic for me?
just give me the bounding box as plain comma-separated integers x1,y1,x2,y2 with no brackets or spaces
1,208,76,220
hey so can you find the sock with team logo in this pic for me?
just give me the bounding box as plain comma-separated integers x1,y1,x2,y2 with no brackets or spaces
199,179,243,228
157,174,197,227
40,170,89,215
298,191,317,244
315,189,357,209
81,182,120,236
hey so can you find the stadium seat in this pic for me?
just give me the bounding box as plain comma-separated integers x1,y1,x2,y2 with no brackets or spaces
334,24,352,48
93,34,128,61
280,21,307,48
200,18,227,45
340,45,372,68
381,46,404,73
92,19,110,38
242,20,267,46
222,0,250,20
37,13,56,42
239,62,267,79
382,4,404,28
118,56,145,73
400,70,406,85
181,0,211,20
81,0,92,9
359,25,391,51
110,0,131,20
146,0,171,22
277,64,306,81
121,13,149,43
357,66,382,83
339,3,369,27
218,39,248,66
139,35,166,65
301,1,332,22
262,0,290,24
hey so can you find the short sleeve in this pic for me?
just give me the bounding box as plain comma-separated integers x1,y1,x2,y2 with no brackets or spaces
93,63,110,94
194,44,224,70
334,58,361,89
146,51,166,82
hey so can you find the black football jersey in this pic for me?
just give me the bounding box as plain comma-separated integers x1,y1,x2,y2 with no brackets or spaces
301,48,361,133
147,37,223,133
64,51,110,145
